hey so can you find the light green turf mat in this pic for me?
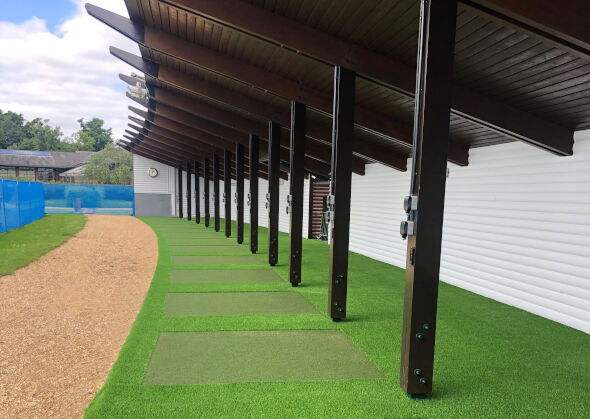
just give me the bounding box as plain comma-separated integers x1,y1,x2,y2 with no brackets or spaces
169,245,248,253
167,238,231,244
143,330,385,385
163,292,319,316
171,255,263,265
170,269,283,284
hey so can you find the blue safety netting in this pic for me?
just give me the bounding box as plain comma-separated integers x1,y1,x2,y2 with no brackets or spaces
0,179,45,233
43,184,134,215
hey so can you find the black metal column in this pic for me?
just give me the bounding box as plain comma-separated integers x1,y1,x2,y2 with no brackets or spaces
177,164,183,219
224,149,232,237
288,101,306,286
327,67,355,321
267,121,281,266
236,143,245,244
249,134,259,253
194,160,200,224
399,0,457,396
204,158,210,227
214,153,220,232
186,161,192,221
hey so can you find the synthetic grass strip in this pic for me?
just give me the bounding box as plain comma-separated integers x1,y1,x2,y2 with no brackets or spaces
163,292,319,317
167,238,231,244
85,217,590,419
169,245,248,253
170,269,283,284
171,255,263,265
143,330,385,385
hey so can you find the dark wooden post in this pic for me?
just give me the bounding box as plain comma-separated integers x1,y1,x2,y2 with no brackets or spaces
399,0,458,396
177,164,183,219
267,121,281,266
288,101,306,286
224,149,232,237
194,160,201,224
249,134,259,253
327,67,355,321
204,158,210,227
236,143,245,244
186,161,192,221
214,153,220,232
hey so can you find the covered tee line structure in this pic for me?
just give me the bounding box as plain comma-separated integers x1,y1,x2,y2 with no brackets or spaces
92,0,589,397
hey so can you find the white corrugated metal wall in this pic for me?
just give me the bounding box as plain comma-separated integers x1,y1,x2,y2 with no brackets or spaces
349,131,590,333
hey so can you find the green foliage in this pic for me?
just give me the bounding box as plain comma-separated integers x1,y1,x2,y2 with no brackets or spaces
0,110,115,152
0,214,86,276
82,144,132,185
85,218,590,419
78,117,113,151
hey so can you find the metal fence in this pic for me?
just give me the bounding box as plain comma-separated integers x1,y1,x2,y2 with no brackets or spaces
0,179,45,233
43,184,134,215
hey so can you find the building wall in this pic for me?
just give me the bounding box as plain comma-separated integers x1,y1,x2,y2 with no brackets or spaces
133,154,176,216
349,131,590,333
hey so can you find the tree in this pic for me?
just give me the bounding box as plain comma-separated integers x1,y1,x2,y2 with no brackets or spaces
82,144,132,185
8,118,62,151
0,110,28,148
77,117,113,151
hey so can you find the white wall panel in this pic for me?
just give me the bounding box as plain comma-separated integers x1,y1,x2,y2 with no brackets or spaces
349,131,590,333
133,154,172,194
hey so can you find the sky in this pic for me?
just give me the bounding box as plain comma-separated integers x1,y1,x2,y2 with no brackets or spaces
0,0,142,141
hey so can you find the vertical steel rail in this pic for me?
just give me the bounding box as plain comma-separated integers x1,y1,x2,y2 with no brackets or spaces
177,164,183,219
194,160,200,224
399,0,458,396
288,101,306,286
186,161,192,221
267,121,281,266
249,134,259,253
204,158,210,227
224,149,232,237
214,153,220,232
236,143,245,244
327,66,355,321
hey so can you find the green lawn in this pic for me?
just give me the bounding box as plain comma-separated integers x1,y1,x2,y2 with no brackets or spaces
0,214,86,276
85,217,590,418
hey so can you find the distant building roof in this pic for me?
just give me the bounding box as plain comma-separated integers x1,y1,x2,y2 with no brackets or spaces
0,150,94,169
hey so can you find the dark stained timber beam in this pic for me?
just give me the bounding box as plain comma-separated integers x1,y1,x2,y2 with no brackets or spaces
110,46,407,169
267,121,280,266
248,134,259,254
158,0,573,156
288,101,306,287
327,67,355,321
186,161,192,221
195,160,201,223
224,149,232,237
399,0,458,396
236,143,245,244
177,164,183,218
204,158,210,227
214,153,220,232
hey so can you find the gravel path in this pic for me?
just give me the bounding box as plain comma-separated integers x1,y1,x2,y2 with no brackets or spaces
0,215,158,418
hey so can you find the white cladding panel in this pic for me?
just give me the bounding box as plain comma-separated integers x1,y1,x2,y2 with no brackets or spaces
349,132,590,333
133,154,174,194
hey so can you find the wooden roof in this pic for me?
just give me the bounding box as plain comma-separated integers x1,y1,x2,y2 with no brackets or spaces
89,0,590,173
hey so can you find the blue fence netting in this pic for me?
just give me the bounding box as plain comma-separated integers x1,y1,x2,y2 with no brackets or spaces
0,179,45,233
43,184,134,215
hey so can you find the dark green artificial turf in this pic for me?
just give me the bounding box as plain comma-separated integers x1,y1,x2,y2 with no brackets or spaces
171,255,263,265
85,217,590,418
170,269,283,284
163,292,319,317
143,330,385,385
170,245,249,253
0,214,86,276
168,238,231,244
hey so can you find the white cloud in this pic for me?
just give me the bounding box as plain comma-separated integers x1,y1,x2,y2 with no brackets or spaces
0,0,141,142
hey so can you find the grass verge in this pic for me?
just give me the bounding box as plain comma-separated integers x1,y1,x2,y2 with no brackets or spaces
0,214,86,276
85,217,590,418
